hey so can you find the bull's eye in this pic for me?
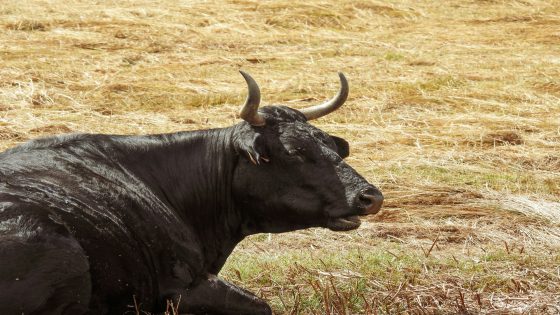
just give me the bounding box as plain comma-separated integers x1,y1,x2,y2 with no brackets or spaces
288,147,305,156
286,147,307,163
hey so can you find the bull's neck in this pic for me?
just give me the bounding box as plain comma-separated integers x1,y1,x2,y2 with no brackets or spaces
124,127,244,273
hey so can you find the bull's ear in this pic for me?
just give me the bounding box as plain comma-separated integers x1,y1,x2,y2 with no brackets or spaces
331,136,349,159
234,131,269,165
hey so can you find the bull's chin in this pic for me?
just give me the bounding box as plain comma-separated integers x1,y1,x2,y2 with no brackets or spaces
326,215,361,231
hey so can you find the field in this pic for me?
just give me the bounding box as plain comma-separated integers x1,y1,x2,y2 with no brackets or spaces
1,0,559,313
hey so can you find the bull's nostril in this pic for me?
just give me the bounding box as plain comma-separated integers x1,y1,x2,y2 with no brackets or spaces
357,189,383,215
359,194,373,206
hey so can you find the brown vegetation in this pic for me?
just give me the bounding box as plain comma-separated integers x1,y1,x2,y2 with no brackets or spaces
1,0,559,313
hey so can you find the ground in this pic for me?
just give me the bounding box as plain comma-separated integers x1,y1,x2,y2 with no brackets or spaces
1,0,559,314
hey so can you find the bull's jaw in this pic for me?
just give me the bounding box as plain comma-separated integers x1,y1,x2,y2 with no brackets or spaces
326,215,362,231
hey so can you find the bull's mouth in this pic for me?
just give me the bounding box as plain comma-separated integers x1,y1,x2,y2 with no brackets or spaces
326,215,361,231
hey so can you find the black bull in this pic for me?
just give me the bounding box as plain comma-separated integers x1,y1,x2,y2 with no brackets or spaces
0,72,383,314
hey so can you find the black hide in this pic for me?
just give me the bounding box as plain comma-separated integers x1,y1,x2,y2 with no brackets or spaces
0,106,382,314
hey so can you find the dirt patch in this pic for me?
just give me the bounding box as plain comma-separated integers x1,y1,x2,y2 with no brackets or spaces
29,125,73,135
469,15,535,24
0,128,26,141
5,20,48,31
520,155,560,172
385,188,484,208
534,82,560,96
369,222,473,243
482,131,523,146
407,60,436,66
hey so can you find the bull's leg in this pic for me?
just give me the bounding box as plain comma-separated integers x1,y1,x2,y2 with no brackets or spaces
170,274,271,315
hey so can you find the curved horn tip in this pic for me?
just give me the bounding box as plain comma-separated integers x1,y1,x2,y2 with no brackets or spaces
338,72,348,85
239,70,266,126
239,70,251,80
240,71,259,90
337,72,349,93
299,71,349,121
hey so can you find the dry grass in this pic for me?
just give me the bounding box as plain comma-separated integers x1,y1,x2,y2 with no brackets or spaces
1,0,559,314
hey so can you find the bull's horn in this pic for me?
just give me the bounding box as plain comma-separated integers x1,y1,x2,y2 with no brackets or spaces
300,72,349,121
239,71,266,126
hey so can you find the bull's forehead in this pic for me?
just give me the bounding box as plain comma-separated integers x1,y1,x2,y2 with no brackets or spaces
260,106,306,123
259,105,337,150
277,121,336,150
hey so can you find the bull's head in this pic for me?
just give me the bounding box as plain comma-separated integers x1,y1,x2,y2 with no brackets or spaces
232,71,383,234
